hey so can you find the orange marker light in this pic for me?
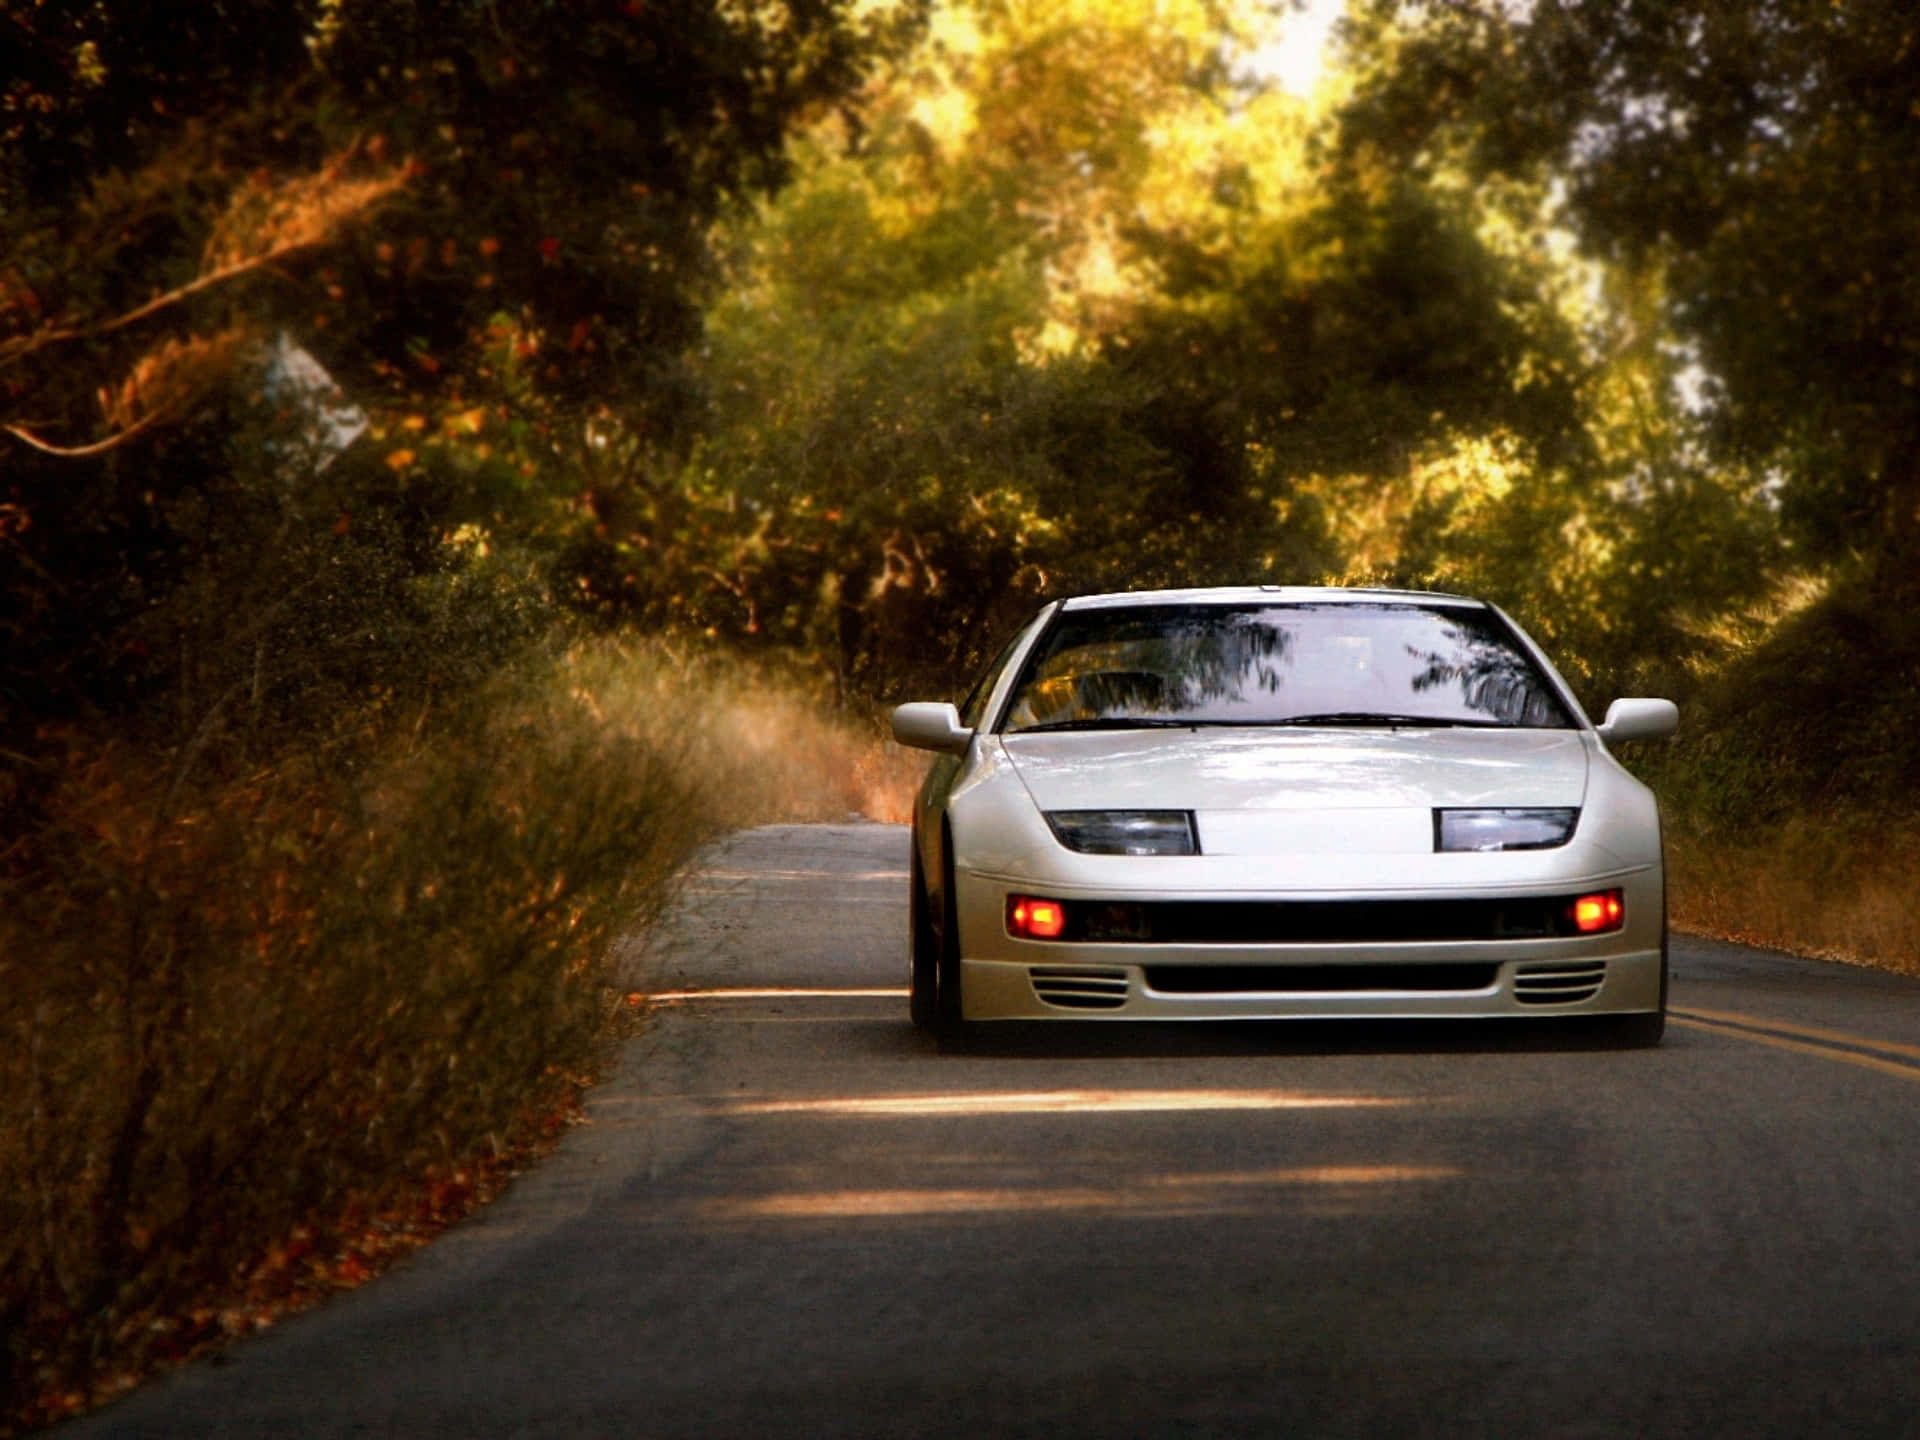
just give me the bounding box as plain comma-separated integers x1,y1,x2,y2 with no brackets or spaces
1008,896,1069,939
1571,890,1625,934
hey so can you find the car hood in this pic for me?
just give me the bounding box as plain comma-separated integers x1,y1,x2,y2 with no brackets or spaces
1000,727,1591,856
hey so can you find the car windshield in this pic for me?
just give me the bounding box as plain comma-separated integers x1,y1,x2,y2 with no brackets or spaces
999,602,1575,733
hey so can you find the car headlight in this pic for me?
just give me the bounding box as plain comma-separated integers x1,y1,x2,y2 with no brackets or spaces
1434,807,1579,852
1047,810,1198,856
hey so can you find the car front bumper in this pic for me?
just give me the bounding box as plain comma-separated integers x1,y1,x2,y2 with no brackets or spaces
951,865,1665,1022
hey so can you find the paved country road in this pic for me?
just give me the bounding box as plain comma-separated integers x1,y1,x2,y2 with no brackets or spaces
66,824,1920,1438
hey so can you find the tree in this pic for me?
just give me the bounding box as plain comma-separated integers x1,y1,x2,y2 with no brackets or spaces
1339,0,1920,594
612,0,1614,692
0,0,922,767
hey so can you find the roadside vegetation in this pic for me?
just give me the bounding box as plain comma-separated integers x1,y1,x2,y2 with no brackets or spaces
4,0,1917,1426
1632,581,1920,975
1,637,912,1428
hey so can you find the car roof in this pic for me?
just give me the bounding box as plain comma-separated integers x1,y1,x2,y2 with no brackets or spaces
1057,584,1486,611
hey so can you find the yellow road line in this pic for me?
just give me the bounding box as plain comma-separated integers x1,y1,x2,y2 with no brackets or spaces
647,986,909,1004
1671,1010,1920,1084
1674,1005,1920,1063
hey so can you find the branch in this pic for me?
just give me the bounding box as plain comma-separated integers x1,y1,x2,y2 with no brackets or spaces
3,406,177,458
0,241,321,375
106,244,324,338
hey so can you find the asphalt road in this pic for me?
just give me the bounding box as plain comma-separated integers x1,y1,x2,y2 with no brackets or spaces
67,823,1920,1438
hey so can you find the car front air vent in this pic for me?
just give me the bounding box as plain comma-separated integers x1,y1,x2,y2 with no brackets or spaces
1513,960,1607,1005
1029,966,1130,1010
1143,962,1498,994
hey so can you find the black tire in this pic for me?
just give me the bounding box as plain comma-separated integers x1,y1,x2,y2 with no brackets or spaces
1606,1009,1666,1047
934,833,967,1042
1608,913,1668,1047
908,838,939,1032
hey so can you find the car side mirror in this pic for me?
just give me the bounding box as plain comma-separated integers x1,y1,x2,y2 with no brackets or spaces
1596,698,1679,744
892,701,975,755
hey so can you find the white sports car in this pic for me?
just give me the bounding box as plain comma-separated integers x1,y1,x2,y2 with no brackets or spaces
892,587,1678,1044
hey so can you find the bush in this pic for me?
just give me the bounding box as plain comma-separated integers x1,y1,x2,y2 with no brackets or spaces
1624,579,1920,974
0,639,919,1430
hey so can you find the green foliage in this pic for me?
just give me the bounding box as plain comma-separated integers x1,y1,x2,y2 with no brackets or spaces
1339,0,1920,583
0,0,923,809
0,395,547,826
1,0,319,205
1632,578,1920,831
573,0,1727,695
1615,576,1920,976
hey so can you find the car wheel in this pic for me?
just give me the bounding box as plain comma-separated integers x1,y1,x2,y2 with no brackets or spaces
935,834,968,1042
1606,1009,1666,1047
908,839,939,1032
1608,922,1668,1047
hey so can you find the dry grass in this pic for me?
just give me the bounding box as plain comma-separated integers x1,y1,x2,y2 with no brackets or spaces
570,641,925,827
0,640,919,1433
1624,578,1920,979
1668,821,1920,977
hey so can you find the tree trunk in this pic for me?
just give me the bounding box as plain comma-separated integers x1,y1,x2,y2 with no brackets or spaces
1874,425,1920,609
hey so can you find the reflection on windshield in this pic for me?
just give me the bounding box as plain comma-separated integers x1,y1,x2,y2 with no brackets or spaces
1406,626,1568,728
1001,603,1572,731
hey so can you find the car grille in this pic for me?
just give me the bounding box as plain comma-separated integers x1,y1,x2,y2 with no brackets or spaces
1143,962,1499,995
1512,959,1607,1005
1071,896,1598,945
1029,966,1130,1010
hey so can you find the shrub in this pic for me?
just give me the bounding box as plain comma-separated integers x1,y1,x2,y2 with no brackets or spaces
0,639,918,1429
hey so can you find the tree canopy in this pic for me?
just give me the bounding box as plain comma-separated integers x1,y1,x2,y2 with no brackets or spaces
1339,0,1920,588
6,0,1883,748
1,0,920,767
588,0,1712,694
